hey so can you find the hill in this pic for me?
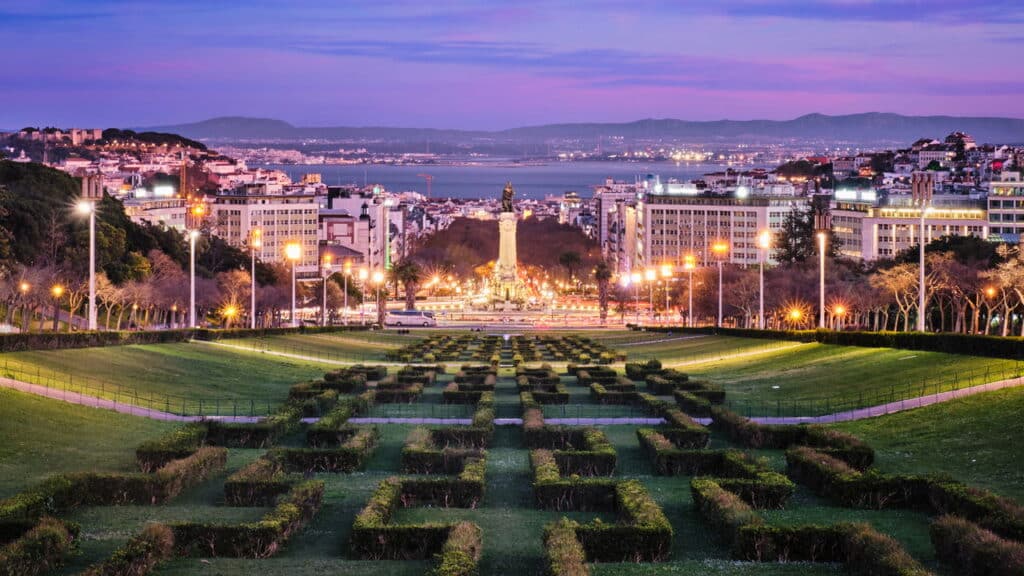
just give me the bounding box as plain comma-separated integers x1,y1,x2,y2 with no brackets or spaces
146,112,1024,145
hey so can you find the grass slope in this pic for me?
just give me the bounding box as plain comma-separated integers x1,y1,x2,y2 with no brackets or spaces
0,388,174,497
835,386,1024,501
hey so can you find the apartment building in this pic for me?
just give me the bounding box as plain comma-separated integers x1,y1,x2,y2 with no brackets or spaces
987,171,1024,242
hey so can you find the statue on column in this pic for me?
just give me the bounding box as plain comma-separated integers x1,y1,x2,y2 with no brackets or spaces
501,181,515,213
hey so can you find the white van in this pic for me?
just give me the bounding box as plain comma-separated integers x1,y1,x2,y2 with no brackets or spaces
384,310,437,327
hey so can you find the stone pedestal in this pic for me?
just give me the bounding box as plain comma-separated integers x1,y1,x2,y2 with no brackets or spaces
493,211,520,302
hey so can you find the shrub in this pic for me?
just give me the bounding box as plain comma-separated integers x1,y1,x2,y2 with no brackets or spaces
0,517,77,576
431,521,482,576
224,458,294,507
842,522,933,576
271,427,378,473
930,515,1024,576
673,390,712,417
544,518,589,576
349,478,451,560
307,394,373,447
173,480,323,558
735,524,847,563
135,424,207,472
204,401,303,448
929,482,1024,542
785,447,931,510
691,478,764,545
80,522,174,576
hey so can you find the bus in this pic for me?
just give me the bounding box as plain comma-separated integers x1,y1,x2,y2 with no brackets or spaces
384,310,437,327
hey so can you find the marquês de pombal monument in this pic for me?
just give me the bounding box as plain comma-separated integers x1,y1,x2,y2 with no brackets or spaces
492,181,524,304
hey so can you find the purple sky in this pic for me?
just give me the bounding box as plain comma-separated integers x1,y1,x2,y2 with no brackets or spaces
3,0,1023,130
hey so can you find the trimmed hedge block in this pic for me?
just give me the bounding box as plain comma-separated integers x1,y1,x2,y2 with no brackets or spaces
80,522,174,576
0,517,77,576
270,427,378,473
930,515,1024,576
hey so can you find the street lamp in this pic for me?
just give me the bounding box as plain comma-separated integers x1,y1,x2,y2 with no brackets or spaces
249,228,262,329
372,270,385,325
321,254,333,327
712,241,729,327
342,260,352,324
660,263,673,320
223,304,238,328
644,268,656,317
358,268,369,324
833,304,847,331
189,230,199,328
817,232,827,328
77,200,97,331
285,242,302,328
758,230,772,329
630,271,642,323
683,254,696,326
51,284,64,331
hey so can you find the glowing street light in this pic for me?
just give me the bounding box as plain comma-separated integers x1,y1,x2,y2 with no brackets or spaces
321,253,333,327
285,242,302,327
249,228,262,329
788,308,803,326
833,304,847,331
342,259,352,324
683,254,696,326
19,281,29,295
372,270,385,325
817,232,827,328
77,200,97,331
50,284,64,332
644,268,657,315
660,263,674,317
183,230,198,327
758,230,772,330
712,241,729,327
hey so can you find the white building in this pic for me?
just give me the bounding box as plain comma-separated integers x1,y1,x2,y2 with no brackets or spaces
213,186,320,277
987,172,1024,243
643,193,807,267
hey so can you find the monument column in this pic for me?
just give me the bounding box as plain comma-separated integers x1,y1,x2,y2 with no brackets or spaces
493,181,521,303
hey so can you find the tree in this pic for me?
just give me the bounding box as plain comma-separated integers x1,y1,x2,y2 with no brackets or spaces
391,259,423,311
594,260,612,323
558,251,582,283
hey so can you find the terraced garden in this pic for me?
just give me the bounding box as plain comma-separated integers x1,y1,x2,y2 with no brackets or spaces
0,332,1021,575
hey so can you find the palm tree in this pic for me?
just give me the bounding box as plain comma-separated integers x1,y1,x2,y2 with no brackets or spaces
594,260,612,323
392,260,423,311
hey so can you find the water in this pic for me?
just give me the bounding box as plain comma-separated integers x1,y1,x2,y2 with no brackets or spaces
262,161,758,199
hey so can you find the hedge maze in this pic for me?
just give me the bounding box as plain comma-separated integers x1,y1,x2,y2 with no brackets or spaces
2,334,1023,575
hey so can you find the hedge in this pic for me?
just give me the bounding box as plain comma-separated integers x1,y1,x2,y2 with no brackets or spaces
71,447,228,506
402,427,486,474
589,382,638,405
135,423,207,472
930,515,1024,576
306,393,374,447
270,426,378,473
0,517,77,576
691,478,764,546
224,458,295,507
785,447,931,510
400,457,487,509
172,480,323,558
711,407,874,468
673,390,712,416
80,522,174,576
430,521,483,576
633,325,1024,361
350,477,483,564
544,518,589,576
624,359,662,381
929,482,1024,542
204,402,304,448
639,431,793,508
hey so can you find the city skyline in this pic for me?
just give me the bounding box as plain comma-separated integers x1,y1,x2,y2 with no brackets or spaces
3,0,1024,130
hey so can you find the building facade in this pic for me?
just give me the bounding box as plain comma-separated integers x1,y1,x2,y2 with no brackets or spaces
213,187,320,276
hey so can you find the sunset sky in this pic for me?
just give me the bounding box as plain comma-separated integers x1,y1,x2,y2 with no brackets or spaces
3,0,1023,129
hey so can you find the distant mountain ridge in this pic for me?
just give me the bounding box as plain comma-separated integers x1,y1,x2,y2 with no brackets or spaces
144,112,1024,145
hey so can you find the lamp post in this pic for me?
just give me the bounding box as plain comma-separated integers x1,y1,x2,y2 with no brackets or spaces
834,304,846,331
321,254,333,327
630,272,641,323
758,230,772,330
51,285,64,331
683,254,695,326
913,172,933,332
712,241,729,327
285,242,302,328
358,268,369,324
372,270,385,325
644,268,656,318
817,232,826,328
77,200,97,331
189,230,198,328
660,263,673,321
249,228,261,330
342,260,352,324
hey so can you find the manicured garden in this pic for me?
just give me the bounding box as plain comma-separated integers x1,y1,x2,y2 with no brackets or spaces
0,331,1021,575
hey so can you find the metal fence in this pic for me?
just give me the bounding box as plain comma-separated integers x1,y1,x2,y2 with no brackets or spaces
0,359,280,417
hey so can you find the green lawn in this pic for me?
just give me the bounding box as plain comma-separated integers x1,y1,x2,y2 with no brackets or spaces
0,388,175,497
834,386,1024,501
223,331,415,363
683,341,1022,416
2,333,1021,575
0,343,327,415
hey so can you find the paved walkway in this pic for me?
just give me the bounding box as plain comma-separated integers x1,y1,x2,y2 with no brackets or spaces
0,376,261,423
3,370,1021,427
